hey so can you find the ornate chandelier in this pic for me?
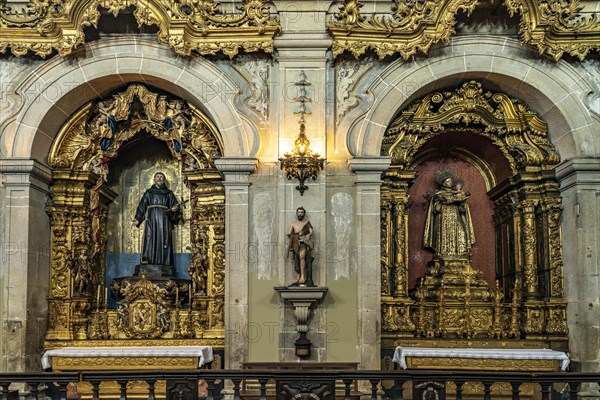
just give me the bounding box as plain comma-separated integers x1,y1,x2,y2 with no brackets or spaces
279,71,325,196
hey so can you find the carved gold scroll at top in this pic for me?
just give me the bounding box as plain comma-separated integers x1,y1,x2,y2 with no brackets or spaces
328,0,600,61
379,81,568,349
45,84,225,349
0,0,280,58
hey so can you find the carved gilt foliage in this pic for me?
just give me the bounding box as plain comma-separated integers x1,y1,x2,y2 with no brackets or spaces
328,0,479,59
328,0,600,60
504,0,600,60
0,0,280,58
382,81,559,172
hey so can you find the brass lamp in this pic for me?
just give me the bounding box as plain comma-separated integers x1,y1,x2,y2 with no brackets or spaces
279,71,325,195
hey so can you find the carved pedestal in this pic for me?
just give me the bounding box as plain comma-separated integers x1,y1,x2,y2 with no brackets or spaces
417,258,490,301
274,287,328,358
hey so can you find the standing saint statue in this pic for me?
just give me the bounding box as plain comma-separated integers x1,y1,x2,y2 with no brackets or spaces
287,207,315,287
423,169,475,258
133,172,181,272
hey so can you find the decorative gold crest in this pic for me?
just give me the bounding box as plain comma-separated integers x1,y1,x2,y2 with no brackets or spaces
382,81,559,172
0,0,280,58
328,0,479,59
328,0,600,60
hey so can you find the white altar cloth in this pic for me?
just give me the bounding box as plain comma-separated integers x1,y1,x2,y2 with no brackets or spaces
393,347,569,371
42,346,213,370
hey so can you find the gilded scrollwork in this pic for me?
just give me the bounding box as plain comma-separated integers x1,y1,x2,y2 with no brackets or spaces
328,0,600,61
523,304,545,334
382,81,559,173
545,200,565,298
328,0,479,59
520,200,539,297
545,305,568,335
504,0,600,61
0,0,280,58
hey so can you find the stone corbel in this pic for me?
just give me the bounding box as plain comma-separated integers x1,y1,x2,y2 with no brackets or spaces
274,287,328,358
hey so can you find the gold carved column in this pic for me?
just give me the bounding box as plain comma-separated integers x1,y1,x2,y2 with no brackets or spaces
187,169,225,340
46,171,116,342
381,167,415,337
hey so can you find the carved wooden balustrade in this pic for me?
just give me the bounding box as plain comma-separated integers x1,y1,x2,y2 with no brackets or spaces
2,370,599,400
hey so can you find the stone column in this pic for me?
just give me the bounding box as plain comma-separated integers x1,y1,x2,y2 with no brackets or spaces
0,159,52,372
348,156,391,370
215,157,257,369
556,158,600,383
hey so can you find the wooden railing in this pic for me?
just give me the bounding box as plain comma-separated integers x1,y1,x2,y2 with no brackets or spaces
1,370,599,399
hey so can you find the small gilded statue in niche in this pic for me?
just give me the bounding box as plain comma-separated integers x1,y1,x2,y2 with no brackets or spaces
287,207,315,287
132,172,181,276
424,169,475,258
73,249,93,297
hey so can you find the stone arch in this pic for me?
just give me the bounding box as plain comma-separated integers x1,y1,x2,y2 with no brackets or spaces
5,37,259,162
346,36,599,161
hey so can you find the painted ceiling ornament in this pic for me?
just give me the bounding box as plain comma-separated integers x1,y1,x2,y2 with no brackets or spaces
382,81,560,172
0,0,280,58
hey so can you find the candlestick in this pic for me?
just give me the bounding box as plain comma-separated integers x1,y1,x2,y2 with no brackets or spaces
189,285,192,309
104,287,108,310
175,287,179,307
96,286,101,305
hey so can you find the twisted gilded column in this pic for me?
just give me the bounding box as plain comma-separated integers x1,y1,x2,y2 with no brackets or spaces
520,199,539,299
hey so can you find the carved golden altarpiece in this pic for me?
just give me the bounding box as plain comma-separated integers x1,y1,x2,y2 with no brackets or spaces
380,81,568,371
45,84,225,369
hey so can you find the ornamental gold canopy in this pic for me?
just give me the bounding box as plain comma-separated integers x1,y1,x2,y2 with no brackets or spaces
328,0,600,61
382,81,560,173
0,0,280,58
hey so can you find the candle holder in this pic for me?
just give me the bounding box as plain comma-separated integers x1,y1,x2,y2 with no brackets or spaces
279,71,325,196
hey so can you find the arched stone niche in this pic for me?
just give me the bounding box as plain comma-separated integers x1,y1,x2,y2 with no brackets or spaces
380,81,568,345
45,83,226,346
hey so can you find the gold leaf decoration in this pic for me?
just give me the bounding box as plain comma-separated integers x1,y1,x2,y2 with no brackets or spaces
504,0,600,61
382,81,560,172
328,0,479,59
328,0,600,60
0,0,280,58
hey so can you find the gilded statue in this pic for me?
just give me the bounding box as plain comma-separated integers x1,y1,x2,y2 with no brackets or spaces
287,207,315,286
133,172,182,273
424,169,475,258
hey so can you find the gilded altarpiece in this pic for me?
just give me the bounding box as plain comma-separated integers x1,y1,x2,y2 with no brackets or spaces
45,84,225,351
380,82,568,355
